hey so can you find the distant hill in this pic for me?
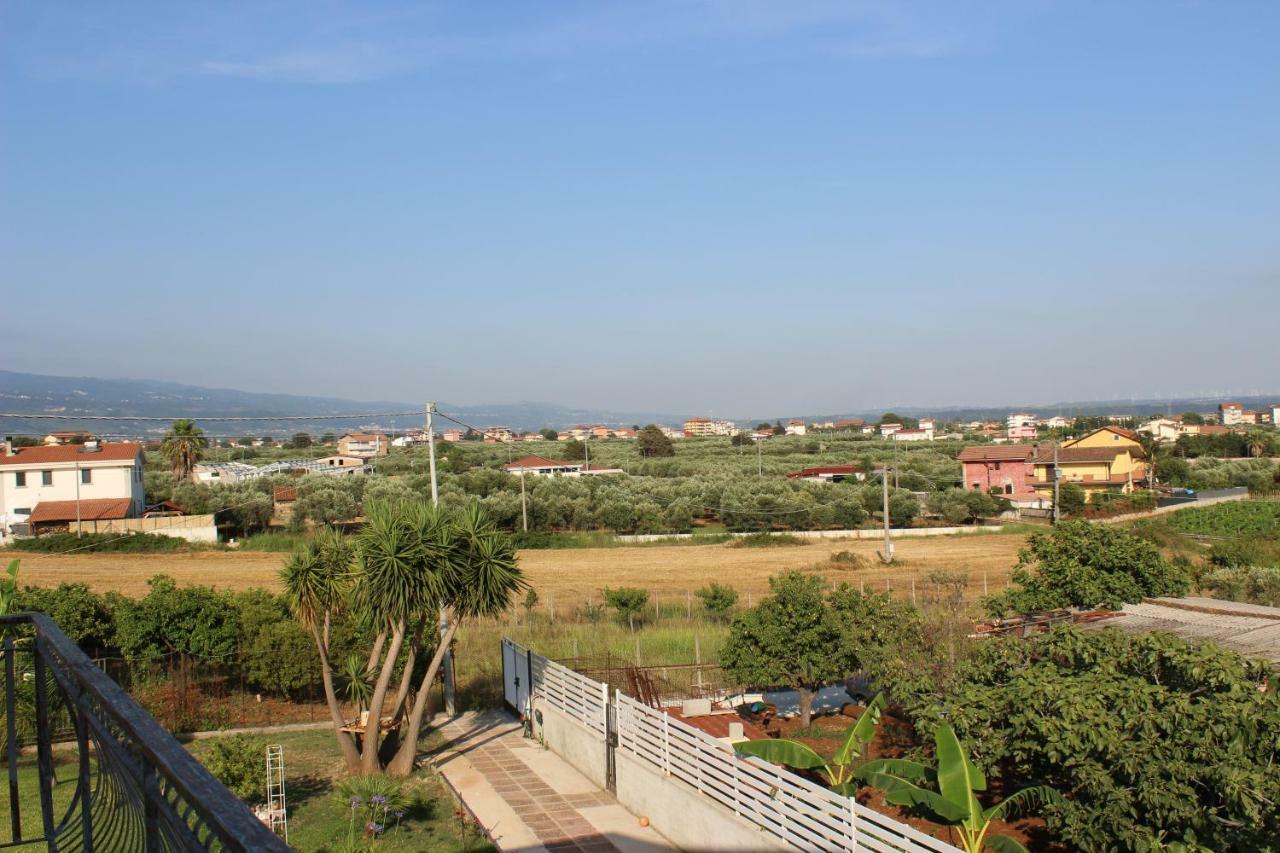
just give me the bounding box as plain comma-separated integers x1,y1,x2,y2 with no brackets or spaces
0,371,682,438
2,370,1274,440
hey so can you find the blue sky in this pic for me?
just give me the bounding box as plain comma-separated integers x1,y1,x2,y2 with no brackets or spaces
1,1,1277,415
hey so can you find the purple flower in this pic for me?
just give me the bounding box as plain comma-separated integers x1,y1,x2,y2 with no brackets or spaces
371,794,387,805
367,821,384,834
348,796,362,808
394,810,405,819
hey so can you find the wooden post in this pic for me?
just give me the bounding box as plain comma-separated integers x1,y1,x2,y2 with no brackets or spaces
635,637,641,666
983,572,988,596
911,578,916,604
548,591,555,620
694,635,702,664
686,590,692,619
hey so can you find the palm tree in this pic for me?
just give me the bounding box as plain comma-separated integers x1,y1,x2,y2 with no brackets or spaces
160,419,208,481
280,527,360,772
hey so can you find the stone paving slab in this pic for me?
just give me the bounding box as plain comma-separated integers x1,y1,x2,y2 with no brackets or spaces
430,711,677,853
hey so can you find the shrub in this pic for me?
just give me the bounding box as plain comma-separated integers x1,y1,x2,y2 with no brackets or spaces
4,532,186,553
828,550,865,568
602,587,650,630
730,532,806,548
14,583,113,650
1201,565,1280,606
695,582,739,620
199,735,269,803
985,521,1189,615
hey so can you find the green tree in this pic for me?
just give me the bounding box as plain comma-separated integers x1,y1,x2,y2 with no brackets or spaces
292,487,358,528
289,432,313,449
637,425,674,458
1056,482,1086,516
695,582,739,621
562,438,587,460
720,572,849,727
160,419,208,481
112,575,239,665
0,560,18,617
860,722,1062,853
15,582,112,650
1180,411,1204,425
985,521,1189,616
540,428,558,441
916,627,1280,850
603,587,650,631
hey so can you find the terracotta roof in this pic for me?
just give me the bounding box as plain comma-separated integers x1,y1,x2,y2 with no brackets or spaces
28,498,133,524
1030,446,1132,464
957,445,1036,462
786,464,864,479
0,443,142,466
503,454,580,470
1198,425,1229,435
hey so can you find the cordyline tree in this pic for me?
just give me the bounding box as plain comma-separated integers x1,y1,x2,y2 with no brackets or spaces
281,502,524,776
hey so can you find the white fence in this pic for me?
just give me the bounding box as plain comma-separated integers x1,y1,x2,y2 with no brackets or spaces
615,693,956,853
503,637,607,733
501,637,959,852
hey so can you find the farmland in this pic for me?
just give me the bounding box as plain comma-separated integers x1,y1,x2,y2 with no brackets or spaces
8,529,1027,605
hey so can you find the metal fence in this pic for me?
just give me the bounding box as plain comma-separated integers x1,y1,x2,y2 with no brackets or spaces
2,613,288,851
614,693,958,853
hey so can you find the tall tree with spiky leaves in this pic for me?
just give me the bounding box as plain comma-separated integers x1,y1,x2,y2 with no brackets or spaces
160,418,208,481
280,527,360,772
284,500,524,776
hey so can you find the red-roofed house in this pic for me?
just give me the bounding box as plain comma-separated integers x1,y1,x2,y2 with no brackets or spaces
0,441,146,538
785,464,866,483
503,455,584,476
958,445,1038,497
1219,402,1244,426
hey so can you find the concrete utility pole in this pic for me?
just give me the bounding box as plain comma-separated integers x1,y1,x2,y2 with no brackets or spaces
426,402,454,715
74,461,82,539
757,440,763,478
1051,441,1060,525
880,466,894,564
519,471,529,533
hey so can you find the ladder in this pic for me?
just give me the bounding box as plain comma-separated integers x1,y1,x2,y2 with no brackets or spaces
265,744,288,842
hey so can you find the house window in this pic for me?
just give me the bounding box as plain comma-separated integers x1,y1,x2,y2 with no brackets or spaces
81,469,92,485
15,472,25,487
1005,484,1013,495
42,470,53,486
13,507,31,516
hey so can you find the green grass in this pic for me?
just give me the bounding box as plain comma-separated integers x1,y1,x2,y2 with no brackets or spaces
233,530,313,552
187,729,491,853
729,532,807,548
0,755,85,848
453,614,731,710
1165,501,1280,537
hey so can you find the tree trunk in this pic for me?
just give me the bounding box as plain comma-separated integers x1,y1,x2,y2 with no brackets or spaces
360,620,406,774
387,618,458,777
365,630,387,677
797,686,815,729
312,621,360,773
389,619,426,724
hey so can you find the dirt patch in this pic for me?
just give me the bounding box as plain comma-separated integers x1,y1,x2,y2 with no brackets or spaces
6,532,1026,605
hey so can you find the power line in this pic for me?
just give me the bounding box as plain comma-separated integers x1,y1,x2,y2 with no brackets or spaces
0,411,420,422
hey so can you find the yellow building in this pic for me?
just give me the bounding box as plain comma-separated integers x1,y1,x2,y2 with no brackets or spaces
1031,427,1148,501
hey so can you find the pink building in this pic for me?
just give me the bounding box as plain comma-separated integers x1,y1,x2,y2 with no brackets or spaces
957,445,1038,497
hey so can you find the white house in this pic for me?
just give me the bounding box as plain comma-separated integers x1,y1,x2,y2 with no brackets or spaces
879,423,903,437
1219,403,1244,426
784,419,807,436
891,427,934,442
0,441,145,537
1138,418,1182,444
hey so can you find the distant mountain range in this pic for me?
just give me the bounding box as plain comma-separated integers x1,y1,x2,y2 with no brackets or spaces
1,370,1275,440
0,371,683,438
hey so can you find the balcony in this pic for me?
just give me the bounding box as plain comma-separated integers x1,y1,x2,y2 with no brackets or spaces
1,613,287,852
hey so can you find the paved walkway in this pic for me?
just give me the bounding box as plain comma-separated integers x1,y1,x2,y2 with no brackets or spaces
430,711,677,853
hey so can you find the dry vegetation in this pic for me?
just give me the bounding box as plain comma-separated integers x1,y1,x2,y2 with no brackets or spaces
8,531,1026,603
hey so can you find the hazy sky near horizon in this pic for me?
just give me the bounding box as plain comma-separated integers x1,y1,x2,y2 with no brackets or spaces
2,1,1278,414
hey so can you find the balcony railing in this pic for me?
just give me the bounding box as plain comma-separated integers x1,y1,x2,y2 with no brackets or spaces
1,613,288,851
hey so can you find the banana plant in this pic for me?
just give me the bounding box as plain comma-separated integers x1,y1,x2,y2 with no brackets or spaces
859,722,1063,853
734,693,885,792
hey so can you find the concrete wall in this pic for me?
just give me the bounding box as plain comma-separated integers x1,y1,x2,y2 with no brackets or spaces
614,750,788,853
70,513,218,543
616,525,1004,544
531,699,609,790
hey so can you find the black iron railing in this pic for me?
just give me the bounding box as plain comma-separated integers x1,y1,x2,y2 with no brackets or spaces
1,613,288,851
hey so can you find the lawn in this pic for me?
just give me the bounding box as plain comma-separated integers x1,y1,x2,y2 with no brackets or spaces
187,729,492,853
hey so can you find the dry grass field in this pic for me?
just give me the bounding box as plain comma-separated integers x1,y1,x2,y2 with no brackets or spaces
6,530,1027,603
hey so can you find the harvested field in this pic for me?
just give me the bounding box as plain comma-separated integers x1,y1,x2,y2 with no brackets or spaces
5,530,1026,602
